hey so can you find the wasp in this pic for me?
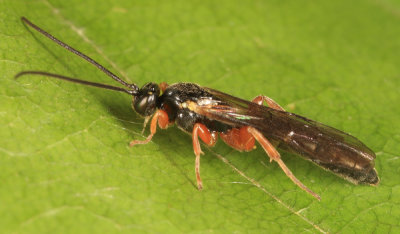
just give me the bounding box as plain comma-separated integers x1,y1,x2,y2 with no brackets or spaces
16,17,380,200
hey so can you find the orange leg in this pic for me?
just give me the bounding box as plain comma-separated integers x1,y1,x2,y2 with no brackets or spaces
192,123,218,190
220,126,255,152
252,95,285,111
129,110,170,146
247,127,321,200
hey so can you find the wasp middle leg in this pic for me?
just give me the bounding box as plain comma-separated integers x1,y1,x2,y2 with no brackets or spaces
192,123,218,190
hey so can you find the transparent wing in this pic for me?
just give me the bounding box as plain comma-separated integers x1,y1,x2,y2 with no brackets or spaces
196,87,378,185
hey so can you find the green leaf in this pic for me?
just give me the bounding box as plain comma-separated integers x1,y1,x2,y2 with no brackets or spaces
1,0,400,233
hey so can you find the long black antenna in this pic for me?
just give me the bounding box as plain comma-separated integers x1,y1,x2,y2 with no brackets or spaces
15,71,137,95
20,17,139,95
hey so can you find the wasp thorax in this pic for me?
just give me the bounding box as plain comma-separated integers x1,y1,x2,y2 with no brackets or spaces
133,82,160,116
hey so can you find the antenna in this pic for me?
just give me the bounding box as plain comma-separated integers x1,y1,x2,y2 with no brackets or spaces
19,17,139,95
15,71,137,95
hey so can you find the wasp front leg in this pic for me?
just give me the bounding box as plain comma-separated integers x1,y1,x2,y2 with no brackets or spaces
252,95,285,111
192,123,218,190
130,110,170,146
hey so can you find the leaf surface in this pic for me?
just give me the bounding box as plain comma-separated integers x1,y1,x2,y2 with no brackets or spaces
1,0,399,233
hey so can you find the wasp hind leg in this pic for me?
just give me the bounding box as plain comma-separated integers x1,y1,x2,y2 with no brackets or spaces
220,126,255,152
252,95,285,111
129,110,170,146
247,127,321,200
192,123,218,190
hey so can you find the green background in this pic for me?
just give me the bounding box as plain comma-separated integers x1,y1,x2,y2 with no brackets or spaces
1,0,399,233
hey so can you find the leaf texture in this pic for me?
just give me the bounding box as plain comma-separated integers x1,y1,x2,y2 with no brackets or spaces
1,0,399,233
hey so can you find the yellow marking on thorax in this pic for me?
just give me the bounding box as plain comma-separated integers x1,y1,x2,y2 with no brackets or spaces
185,101,199,111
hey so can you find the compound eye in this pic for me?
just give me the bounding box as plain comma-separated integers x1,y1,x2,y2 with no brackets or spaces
134,95,157,116
133,83,160,116
134,96,149,115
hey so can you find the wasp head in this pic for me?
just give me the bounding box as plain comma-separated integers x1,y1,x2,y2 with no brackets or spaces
132,82,160,117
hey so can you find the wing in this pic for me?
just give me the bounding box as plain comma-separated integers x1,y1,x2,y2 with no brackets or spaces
195,87,379,185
